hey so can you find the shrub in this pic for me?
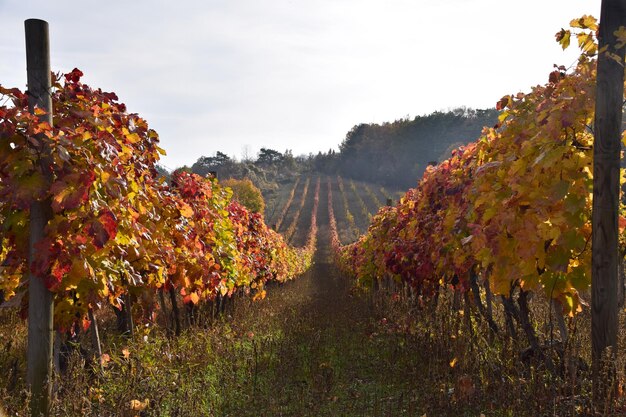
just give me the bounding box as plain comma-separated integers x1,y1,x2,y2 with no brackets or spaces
223,178,266,214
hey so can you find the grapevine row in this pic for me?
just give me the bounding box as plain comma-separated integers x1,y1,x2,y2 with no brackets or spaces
326,177,342,259
273,176,300,231
283,176,311,243
363,182,383,208
0,70,315,336
336,176,359,241
333,18,623,354
349,179,372,223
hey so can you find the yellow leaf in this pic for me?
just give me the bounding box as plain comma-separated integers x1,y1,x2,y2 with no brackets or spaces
556,29,571,50
126,132,141,144
189,292,199,305
178,202,194,218
570,15,598,31
449,357,458,368
129,399,149,411
115,232,132,245
253,290,267,301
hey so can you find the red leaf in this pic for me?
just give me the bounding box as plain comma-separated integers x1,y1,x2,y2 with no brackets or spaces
75,234,89,245
82,317,92,332
496,95,510,111
50,172,95,212
102,91,119,101
51,259,71,281
64,68,84,83
548,70,564,84
88,209,118,249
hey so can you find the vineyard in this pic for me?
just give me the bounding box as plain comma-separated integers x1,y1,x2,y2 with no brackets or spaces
0,64,323,415
2,9,626,417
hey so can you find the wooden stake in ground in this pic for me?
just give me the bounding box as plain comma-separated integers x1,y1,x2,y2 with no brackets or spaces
591,0,626,402
24,18,55,417
88,309,103,371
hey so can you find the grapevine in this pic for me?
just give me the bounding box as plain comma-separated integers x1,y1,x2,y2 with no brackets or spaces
335,16,625,319
0,70,315,334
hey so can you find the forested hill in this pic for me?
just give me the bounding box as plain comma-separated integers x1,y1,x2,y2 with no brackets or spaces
332,107,499,189
185,107,500,192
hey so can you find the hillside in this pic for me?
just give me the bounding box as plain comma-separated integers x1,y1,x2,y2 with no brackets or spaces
333,107,499,188
188,107,499,192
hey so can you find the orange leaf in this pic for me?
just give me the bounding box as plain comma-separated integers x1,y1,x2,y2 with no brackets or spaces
178,202,194,218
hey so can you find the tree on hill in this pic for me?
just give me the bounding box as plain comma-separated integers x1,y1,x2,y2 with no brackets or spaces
191,151,233,177
256,148,283,165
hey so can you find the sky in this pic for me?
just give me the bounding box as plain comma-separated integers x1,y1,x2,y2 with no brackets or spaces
0,0,600,170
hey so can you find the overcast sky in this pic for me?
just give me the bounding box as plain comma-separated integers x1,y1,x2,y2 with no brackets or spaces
0,0,599,170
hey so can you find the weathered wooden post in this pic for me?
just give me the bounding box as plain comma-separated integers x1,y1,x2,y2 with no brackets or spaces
25,18,55,417
591,0,626,403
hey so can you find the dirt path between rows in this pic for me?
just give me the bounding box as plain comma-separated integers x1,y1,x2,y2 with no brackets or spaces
222,183,425,417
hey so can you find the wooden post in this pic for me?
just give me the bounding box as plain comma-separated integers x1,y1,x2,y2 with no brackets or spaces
25,19,54,417
169,287,181,336
158,290,171,335
124,292,134,337
591,0,626,401
88,309,103,371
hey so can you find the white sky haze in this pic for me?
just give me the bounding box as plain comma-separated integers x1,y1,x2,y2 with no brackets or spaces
0,0,600,169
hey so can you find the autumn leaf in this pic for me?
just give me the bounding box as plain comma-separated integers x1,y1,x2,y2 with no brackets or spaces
555,29,571,50
178,201,194,218
183,292,200,305
88,209,118,249
130,399,149,411
50,171,95,212
570,15,598,31
495,95,511,111
64,68,84,83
